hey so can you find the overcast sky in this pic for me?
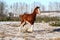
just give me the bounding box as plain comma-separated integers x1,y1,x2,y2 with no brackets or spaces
3,0,60,6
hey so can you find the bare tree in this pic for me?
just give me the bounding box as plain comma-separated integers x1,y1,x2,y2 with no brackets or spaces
48,2,53,11
8,12,14,17
41,5,45,11
48,2,60,11
0,1,6,17
54,2,60,11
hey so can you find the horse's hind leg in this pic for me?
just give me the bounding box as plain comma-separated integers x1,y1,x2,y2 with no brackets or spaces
20,21,23,26
20,22,26,27
19,22,26,32
19,22,27,32
23,22,26,26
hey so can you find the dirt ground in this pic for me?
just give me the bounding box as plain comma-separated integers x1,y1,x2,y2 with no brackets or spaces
0,22,60,40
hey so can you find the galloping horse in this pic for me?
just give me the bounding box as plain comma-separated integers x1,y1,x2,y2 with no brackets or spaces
19,6,40,32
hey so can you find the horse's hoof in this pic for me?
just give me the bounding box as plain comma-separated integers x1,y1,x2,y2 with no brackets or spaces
27,30,33,33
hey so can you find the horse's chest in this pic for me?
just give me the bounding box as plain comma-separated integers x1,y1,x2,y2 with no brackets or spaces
27,16,35,24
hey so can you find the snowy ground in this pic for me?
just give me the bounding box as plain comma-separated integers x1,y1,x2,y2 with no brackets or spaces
0,21,60,40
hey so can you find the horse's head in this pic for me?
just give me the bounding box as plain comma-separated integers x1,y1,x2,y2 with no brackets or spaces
34,6,40,14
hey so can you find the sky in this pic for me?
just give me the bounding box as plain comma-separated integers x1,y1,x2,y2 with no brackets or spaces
2,0,60,6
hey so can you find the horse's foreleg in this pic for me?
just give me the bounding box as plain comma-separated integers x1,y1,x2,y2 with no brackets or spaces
27,25,33,33
26,21,33,32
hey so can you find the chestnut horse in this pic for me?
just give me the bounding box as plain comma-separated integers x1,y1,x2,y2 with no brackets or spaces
19,6,40,32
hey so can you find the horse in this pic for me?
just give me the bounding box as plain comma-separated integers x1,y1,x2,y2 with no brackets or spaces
19,6,40,32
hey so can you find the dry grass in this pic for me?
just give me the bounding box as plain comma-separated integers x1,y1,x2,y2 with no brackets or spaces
49,38,60,40
53,38,60,40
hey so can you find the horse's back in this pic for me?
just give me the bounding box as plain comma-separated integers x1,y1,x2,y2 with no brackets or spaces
19,13,29,21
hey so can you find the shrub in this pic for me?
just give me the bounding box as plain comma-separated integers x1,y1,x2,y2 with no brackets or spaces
49,21,60,26
35,16,60,23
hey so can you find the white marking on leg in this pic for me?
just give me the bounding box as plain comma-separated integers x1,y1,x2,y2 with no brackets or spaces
27,25,33,32
26,21,33,32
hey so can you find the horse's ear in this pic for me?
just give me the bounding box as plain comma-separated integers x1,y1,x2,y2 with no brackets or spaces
36,6,40,9
36,7,40,8
35,6,40,10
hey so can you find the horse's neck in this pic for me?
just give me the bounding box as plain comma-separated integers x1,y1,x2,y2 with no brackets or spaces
31,12,36,18
32,10,36,15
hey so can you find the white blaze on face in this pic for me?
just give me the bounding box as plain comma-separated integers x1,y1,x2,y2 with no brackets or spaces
37,9,40,14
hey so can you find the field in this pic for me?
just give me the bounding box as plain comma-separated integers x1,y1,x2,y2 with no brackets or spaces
0,22,60,40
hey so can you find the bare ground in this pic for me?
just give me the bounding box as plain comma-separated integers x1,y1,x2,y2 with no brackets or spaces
0,22,60,40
